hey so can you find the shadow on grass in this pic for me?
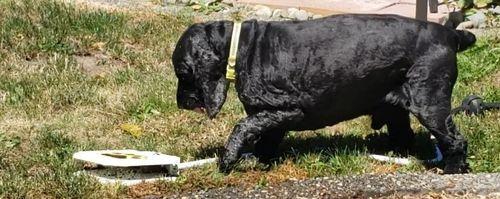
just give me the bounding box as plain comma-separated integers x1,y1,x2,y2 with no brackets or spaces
194,131,437,162
280,131,436,160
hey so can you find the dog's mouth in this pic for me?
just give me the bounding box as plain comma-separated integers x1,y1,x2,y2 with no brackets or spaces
180,97,206,114
193,107,206,114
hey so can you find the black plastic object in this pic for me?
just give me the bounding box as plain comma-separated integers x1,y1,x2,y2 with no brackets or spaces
461,95,484,115
453,95,500,116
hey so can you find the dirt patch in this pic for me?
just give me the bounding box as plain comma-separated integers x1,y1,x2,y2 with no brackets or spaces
74,53,125,77
492,70,500,88
65,0,157,12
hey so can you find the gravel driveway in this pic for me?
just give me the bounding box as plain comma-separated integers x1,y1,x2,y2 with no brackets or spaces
170,173,500,198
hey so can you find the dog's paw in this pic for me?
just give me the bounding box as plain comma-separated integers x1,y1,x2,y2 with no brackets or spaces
443,162,470,174
443,153,470,174
218,163,233,174
254,151,278,165
218,151,238,174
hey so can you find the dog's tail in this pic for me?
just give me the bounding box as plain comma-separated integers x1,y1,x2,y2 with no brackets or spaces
454,29,476,52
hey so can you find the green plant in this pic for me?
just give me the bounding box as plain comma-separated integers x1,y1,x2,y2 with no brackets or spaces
0,134,21,149
188,0,225,15
453,0,499,8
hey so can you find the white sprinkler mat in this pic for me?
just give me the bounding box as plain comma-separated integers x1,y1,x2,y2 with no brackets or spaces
75,170,177,186
73,150,216,186
73,150,180,167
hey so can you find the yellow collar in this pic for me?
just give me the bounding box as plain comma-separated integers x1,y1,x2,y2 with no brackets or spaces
226,21,242,82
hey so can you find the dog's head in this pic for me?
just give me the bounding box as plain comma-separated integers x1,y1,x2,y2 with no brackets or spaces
172,22,231,119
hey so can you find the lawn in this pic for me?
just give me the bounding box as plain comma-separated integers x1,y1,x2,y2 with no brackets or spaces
0,0,498,198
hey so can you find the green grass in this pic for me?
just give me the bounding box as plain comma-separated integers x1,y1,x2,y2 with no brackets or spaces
0,0,499,197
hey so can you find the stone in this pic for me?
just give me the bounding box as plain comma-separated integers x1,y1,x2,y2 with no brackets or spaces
295,10,309,20
467,11,487,28
163,0,177,5
254,5,272,18
489,6,500,15
221,9,231,14
143,195,162,199
287,8,308,20
179,0,190,5
312,14,323,19
191,4,202,10
203,0,219,6
456,21,474,30
272,9,284,18
307,12,314,19
286,8,299,18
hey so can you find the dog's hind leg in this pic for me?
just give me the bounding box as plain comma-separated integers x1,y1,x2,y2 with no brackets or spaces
254,130,287,164
219,109,303,173
406,49,468,174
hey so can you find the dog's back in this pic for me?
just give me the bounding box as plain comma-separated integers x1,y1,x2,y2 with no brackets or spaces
238,14,475,129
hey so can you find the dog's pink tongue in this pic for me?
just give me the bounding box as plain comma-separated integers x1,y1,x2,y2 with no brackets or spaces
193,107,205,114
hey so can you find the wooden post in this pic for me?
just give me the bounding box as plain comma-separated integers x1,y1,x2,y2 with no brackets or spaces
416,0,428,21
429,0,438,13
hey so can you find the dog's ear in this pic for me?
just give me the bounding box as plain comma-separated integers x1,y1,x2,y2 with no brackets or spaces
189,22,232,118
200,76,229,119
195,36,230,119
195,22,230,119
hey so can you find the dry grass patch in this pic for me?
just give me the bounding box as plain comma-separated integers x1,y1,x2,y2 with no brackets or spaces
126,160,309,198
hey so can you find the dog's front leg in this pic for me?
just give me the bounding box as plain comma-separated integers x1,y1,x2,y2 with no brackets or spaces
219,109,303,173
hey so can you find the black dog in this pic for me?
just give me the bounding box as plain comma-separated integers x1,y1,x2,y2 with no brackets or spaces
172,14,476,174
